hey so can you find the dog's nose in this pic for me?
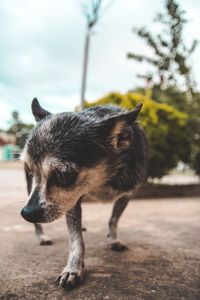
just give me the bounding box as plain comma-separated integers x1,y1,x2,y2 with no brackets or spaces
21,206,45,223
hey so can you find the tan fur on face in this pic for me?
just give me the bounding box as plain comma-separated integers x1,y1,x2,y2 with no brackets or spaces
23,152,109,219
46,163,108,216
42,156,78,178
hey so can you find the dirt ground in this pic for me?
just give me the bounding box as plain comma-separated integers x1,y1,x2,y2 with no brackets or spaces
0,169,200,300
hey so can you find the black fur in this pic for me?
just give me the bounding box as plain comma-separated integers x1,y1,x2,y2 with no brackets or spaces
21,99,148,290
26,104,148,193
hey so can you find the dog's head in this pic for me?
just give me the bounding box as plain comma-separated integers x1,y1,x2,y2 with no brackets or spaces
21,98,142,223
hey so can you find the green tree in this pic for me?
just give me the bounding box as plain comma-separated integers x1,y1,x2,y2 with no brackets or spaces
127,0,198,91
151,86,200,171
127,0,200,175
85,92,188,178
7,111,33,149
192,151,200,176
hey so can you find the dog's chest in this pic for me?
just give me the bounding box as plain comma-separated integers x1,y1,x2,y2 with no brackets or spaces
88,184,132,203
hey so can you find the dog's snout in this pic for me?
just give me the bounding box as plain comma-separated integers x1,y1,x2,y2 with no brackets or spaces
21,186,46,223
21,205,45,223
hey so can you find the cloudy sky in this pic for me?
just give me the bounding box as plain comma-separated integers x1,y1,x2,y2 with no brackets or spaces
0,0,199,128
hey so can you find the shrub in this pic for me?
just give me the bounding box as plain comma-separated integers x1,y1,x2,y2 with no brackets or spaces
85,92,188,178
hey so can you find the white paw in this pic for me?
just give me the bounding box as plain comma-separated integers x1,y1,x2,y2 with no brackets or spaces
39,234,53,246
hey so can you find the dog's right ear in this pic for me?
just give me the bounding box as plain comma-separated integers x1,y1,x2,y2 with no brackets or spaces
31,98,51,122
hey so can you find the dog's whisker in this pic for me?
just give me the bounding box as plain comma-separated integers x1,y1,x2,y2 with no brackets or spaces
56,209,77,220
56,205,77,219
58,210,76,218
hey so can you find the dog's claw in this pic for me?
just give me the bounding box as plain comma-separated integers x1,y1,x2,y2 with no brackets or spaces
57,269,84,290
109,240,128,251
39,235,53,246
55,275,61,285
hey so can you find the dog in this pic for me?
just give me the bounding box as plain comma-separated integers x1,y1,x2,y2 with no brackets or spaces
21,98,148,290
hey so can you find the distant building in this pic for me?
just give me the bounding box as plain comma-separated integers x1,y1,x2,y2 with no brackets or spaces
0,132,16,146
0,132,20,161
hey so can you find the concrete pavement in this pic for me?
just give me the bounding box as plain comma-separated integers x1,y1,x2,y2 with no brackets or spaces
0,169,200,299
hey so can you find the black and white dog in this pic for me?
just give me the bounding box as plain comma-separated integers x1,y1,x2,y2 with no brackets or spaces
21,98,148,290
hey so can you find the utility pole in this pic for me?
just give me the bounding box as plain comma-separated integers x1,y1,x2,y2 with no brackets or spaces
79,0,102,110
80,26,91,110
79,0,115,110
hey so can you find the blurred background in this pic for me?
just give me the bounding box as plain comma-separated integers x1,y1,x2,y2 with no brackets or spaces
1,1,200,298
0,0,199,191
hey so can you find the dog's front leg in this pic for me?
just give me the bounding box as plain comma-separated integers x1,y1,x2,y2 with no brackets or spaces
34,223,52,245
57,198,85,290
108,195,129,251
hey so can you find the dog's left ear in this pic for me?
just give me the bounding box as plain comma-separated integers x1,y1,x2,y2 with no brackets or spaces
102,103,143,151
110,102,143,125
31,98,51,122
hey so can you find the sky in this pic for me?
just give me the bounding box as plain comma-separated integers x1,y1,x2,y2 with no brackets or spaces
0,0,199,129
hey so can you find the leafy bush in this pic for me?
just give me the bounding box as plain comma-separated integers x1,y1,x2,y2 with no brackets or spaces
151,85,200,174
192,151,200,176
85,92,188,178
6,111,34,149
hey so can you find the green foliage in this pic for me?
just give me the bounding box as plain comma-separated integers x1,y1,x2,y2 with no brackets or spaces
150,85,200,173
126,0,199,175
127,0,198,90
6,111,33,149
85,92,188,178
192,151,200,176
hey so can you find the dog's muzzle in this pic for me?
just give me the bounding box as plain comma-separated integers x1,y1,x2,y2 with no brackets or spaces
21,205,45,223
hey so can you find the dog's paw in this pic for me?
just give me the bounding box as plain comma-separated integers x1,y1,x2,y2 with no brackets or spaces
39,235,53,246
109,240,128,252
56,265,84,290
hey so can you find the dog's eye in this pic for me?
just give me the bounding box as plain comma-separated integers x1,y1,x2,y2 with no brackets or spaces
49,168,77,188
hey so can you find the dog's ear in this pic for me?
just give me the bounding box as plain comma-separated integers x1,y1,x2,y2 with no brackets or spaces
102,103,143,151
31,98,51,122
110,102,143,125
